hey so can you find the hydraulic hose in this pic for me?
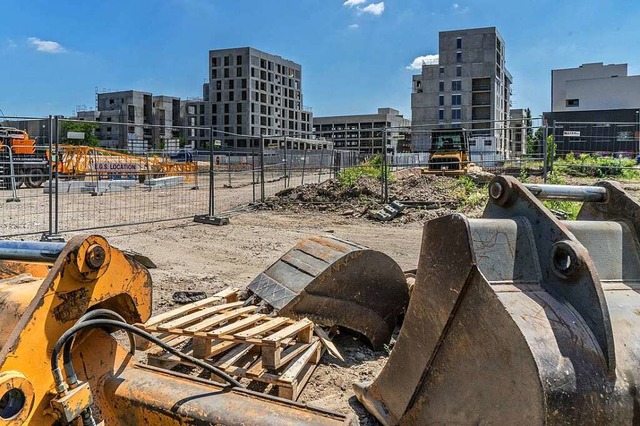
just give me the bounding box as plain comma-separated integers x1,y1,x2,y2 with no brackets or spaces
62,309,135,386
51,318,244,389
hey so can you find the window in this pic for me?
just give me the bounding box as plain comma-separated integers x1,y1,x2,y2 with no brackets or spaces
224,68,229,78
224,56,230,66
566,99,580,107
212,105,217,114
456,51,462,63
456,37,462,49
469,139,476,147
241,91,247,101
452,94,461,106
438,109,444,120
439,95,444,106
237,103,243,113
228,91,234,101
212,69,218,79
216,93,222,102
439,81,445,92
229,80,234,89
236,55,242,65
439,67,444,76
187,105,196,114
484,139,493,147
241,79,247,89
456,65,462,77
212,57,218,67
216,81,222,90
237,67,242,77
452,109,461,120
451,80,462,91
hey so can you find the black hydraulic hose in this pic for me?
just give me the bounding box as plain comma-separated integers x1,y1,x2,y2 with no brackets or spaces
51,319,244,389
62,309,135,386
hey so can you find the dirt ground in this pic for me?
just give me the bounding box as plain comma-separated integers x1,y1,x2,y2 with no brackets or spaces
16,169,640,424
85,209,423,424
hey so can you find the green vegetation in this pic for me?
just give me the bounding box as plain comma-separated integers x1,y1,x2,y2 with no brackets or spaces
541,172,582,220
337,154,392,187
453,176,488,211
60,121,100,146
554,153,640,180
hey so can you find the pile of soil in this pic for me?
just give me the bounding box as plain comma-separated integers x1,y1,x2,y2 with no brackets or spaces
263,169,488,223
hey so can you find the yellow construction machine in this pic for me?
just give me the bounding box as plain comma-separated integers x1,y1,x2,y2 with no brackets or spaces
422,128,477,175
0,176,639,425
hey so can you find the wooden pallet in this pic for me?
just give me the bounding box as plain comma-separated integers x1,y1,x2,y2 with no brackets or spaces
135,288,324,400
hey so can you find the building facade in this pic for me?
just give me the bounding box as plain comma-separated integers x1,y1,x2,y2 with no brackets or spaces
551,63,640,113
545,62,640,155
76,91,184,151
312,108,411,154
411,27,512,155
184,47,312,150
509,108,531,155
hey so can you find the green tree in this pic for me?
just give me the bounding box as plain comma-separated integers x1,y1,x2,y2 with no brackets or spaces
60,121,100,146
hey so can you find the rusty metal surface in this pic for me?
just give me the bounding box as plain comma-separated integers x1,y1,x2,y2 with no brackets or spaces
248,235,409,350
355,176,640,425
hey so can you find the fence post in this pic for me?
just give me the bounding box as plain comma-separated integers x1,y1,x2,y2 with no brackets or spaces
283,136,288,188
260,135,265,202
301,145,307,186
542,124,549,183
252,146,256,203
193,127,228,225
209,128,215,216
5,146,20,203
54,116,60,235
318,149,324,184
46,115,53,238
227,150,232,188
383,128,389,203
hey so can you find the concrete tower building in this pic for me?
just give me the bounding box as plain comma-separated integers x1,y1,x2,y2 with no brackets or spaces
411,27,512,155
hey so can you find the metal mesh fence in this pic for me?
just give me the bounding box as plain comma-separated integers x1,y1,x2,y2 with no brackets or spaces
15,114,640,238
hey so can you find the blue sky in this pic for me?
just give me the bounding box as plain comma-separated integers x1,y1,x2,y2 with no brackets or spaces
1,0,639,119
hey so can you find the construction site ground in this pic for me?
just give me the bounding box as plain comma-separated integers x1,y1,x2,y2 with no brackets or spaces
10,170,640,424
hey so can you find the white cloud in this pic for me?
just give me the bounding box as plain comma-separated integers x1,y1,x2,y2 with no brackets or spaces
406,54,439,70
344,0,366,7
28,37,66,54
348,23,359,30
452,3,469,13
5,39,17,49
361,2,385,15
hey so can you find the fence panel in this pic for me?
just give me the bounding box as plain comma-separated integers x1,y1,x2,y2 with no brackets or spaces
0,117,52,238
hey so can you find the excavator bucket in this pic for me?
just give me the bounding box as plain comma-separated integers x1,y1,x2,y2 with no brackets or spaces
247,235,409,350
354,176,640,425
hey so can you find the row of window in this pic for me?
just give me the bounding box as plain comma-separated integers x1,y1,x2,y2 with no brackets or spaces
438,108,462,121
439,94,462,106
210,67,301,89
439,80,462,92
439,65,463,78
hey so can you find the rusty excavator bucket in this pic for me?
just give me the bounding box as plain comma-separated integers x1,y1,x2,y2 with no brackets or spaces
248,236,409,350
354,176,640,425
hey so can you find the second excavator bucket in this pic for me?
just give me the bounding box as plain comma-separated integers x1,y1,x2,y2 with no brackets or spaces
247,235,409,350
354,176,640,425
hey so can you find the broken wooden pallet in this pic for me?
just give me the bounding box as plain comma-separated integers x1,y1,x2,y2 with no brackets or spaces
135,287,324,400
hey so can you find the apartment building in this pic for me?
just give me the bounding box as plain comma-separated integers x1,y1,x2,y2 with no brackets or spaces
76,90,182,151
184,47,312,150
411,27,512,155
509,108,531,155
312,108,411,154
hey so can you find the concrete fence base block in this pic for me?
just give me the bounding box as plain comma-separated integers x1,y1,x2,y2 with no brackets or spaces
144,176,185,189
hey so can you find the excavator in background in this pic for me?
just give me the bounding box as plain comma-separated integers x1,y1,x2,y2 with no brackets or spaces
0,127,48,188
422,128,478,176
0,176,638,424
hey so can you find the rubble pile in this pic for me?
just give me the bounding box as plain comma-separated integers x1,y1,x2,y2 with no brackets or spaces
263,169,489,223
